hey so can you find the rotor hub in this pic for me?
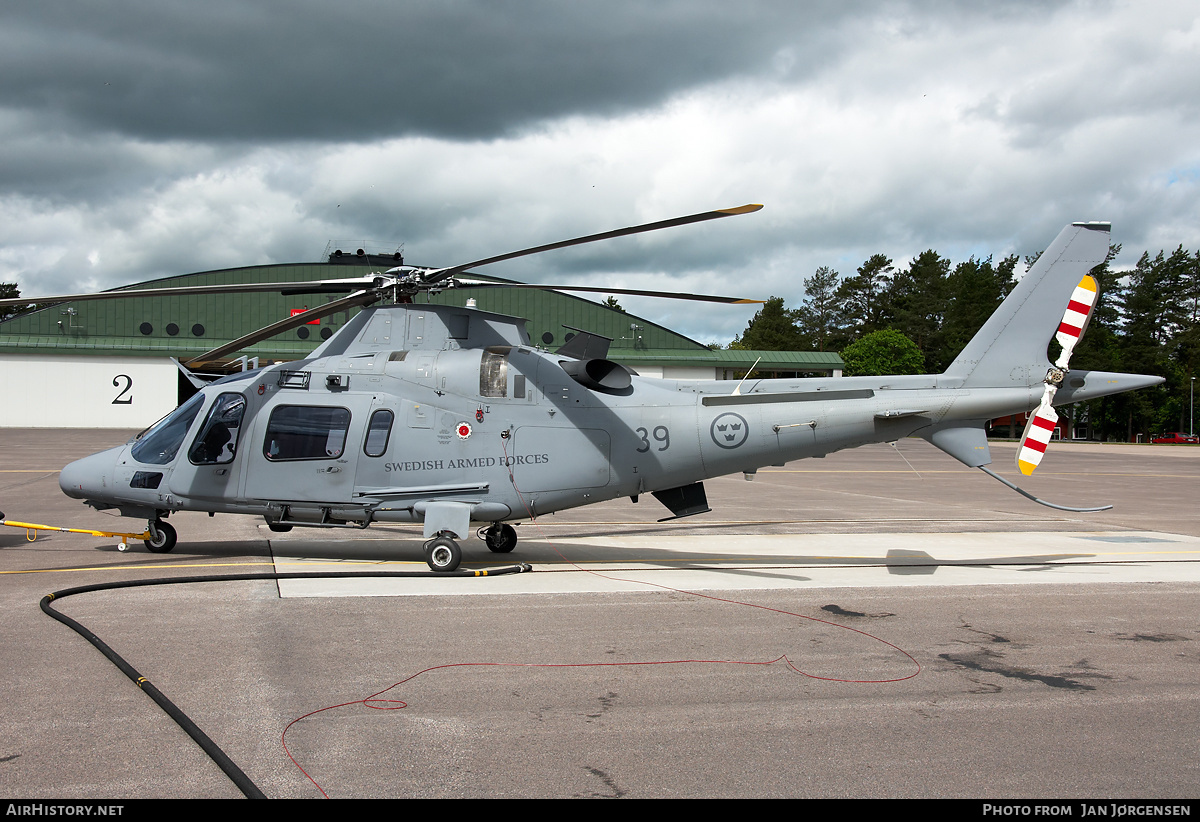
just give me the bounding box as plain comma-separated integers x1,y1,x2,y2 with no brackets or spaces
1044,367,1066,386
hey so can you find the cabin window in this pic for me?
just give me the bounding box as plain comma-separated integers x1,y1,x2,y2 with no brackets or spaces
130,392,205,465
364,409,394,457
188,393,246,465
264,405,351,461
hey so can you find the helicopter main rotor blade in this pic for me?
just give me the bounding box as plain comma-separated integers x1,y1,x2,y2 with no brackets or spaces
455,281,764,304
419,204,763,286
184,290,380,368
0,280,379,309
6,206,763,308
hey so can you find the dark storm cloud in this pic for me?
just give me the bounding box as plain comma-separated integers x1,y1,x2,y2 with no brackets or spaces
1,0,868,143
0,112,233,202
3,0,1193,349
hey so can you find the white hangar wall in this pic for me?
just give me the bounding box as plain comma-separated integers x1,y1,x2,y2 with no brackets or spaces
626,366,719,380
0,355,178,428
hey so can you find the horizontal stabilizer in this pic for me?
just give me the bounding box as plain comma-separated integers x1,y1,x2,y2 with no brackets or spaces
921,423,993,468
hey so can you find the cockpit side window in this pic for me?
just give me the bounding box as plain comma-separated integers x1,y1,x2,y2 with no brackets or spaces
130,392,205,465
189,393,246,465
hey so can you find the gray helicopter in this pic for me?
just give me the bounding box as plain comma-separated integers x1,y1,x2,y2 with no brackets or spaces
7,208,1162,571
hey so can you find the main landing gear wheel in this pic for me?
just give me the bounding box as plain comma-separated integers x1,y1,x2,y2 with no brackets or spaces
483,523,518,553
144,520,177,553
425,535,462,572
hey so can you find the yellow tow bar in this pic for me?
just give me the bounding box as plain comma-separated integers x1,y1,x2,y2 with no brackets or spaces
1,518,152,551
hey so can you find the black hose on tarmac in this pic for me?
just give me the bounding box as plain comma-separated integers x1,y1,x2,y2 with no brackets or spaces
40,564,533,799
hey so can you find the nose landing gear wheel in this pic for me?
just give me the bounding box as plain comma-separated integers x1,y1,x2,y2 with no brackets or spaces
144,520,177,553
483,523,518,553
425,536,462,572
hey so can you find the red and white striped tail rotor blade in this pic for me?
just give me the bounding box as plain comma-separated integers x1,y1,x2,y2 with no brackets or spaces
1054,274,1099,368
1017,401,1059,476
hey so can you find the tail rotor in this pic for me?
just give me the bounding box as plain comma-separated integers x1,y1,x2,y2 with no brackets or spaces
1016,274,1099,476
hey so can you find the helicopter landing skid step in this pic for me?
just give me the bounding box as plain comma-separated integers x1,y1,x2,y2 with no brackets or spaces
269,504,373,529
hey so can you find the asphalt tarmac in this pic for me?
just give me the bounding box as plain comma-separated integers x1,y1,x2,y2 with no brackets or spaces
1,429,1197,799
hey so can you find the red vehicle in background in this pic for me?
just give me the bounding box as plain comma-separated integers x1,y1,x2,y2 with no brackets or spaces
1151,432,1199,444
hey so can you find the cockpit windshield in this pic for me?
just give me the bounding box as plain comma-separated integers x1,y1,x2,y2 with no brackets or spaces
130,392,206,465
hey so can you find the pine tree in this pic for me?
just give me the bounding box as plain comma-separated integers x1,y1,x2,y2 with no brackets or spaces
1068,244,1123,441
729,296,805,350
794,267,842,351
941,256,1010,365
888,250,949,369
836,254,893,339
0,283,22,322
1114,251,1176,439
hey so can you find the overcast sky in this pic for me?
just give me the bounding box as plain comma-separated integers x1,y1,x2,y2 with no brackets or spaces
2,0,1197,344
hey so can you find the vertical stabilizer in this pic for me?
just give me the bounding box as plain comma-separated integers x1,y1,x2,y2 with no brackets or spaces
945,222,1110,388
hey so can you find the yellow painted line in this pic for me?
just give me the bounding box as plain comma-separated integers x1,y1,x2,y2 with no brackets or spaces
1,559,443,576
1038,472,1200,477
273,557,424,564
0,561,280,575
278,546,1200,567
513,554,1200,569
499,557,1200,572
9,551,1198,577
760,469,966,473
544,550,1200,561
514,519,1066,526
758,468,964,475
1003,471,1197,477
759,470,1197,478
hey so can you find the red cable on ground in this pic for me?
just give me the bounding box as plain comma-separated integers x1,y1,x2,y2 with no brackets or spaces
284,655,807,798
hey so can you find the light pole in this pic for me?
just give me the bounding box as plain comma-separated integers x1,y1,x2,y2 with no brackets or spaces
1191,376,1195,437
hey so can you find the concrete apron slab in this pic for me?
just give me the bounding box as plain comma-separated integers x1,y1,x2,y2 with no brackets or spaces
272,530,1200,597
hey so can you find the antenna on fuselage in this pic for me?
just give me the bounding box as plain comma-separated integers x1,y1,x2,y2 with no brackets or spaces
731,357,762,396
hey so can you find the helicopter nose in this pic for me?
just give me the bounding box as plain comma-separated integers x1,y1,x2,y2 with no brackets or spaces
59,448,121,500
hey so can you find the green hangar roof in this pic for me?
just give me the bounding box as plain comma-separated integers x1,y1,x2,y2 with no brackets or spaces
0,253,842,375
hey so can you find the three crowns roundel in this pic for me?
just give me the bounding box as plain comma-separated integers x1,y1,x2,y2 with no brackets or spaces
710,412,748,449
